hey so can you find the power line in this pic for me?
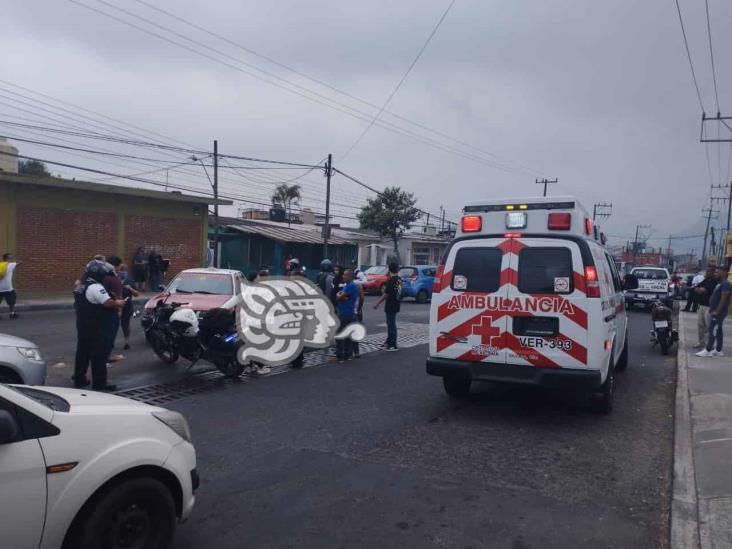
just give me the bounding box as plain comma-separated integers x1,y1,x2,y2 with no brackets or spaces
66,0,535,175
340,0,456,160
673,0,705,112
127,0,541,176
704,0,721,113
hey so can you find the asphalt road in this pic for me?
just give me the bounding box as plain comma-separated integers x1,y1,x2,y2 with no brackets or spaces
1,300,675,548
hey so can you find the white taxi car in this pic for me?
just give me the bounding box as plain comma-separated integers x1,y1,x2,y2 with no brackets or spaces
624,266,672,309
0,383,197,549
426,196,638,413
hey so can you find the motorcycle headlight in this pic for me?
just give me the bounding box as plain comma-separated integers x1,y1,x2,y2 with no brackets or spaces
17,347,43,362
152,411,192,443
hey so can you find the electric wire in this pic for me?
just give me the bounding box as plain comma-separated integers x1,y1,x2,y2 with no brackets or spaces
674,0,706,112
340,0,456,160
127,0,542,176
704,0,721,113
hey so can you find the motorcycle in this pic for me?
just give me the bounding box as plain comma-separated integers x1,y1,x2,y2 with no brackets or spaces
142,299,245,377
650,300,678,355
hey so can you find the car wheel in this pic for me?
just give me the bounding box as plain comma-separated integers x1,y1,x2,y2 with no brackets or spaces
0,369,22,384
615,334,629,371
416,289,429,304
443,376,471,398
68,477,176,549
591,364,615,414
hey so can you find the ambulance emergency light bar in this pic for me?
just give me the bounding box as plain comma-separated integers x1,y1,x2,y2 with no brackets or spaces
460,198,599,239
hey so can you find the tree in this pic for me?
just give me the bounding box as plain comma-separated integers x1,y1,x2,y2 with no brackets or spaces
271,183,302,226
357,186,420,260
18,159,50,176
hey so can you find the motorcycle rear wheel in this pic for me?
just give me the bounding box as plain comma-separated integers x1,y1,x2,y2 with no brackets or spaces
659,335,670,355
214,355,245,378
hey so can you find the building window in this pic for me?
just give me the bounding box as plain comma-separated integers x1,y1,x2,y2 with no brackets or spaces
412,246,431,265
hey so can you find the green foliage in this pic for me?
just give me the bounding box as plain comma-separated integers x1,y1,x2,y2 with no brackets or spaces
18,159,50,176
357,186,420,255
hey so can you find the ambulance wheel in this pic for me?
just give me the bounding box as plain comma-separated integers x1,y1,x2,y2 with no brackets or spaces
591,366,614,414
443,376,471,398
615,335,628,371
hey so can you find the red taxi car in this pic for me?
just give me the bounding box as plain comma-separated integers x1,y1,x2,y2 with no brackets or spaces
143,267,243,317
362,265,389,295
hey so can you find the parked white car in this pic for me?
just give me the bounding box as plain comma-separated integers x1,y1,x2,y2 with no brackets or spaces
0,383,197,549
0,333,47,385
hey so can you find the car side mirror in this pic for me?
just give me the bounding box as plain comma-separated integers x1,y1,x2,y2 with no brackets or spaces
0,410,19,444
158,284,167,292
623,274,639,290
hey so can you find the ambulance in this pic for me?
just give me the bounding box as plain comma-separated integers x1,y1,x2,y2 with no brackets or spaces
426,196,638,413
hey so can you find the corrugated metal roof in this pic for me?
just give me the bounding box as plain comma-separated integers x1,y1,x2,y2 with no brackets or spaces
224,221,353,245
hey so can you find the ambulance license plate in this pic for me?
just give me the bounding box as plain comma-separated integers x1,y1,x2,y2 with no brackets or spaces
654,320,669,328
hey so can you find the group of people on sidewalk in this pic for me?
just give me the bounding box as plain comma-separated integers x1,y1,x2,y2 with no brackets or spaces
685,264,732,358
132,246,168,292
72,254,144,391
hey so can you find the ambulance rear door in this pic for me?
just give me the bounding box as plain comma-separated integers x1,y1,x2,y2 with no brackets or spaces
503,237,590,370
429,237,511,365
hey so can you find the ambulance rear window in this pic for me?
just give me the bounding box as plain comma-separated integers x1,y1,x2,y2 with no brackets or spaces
518,248,574,294
451,248,502,292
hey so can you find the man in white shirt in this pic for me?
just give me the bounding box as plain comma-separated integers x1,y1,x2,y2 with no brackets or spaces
0,252,20,319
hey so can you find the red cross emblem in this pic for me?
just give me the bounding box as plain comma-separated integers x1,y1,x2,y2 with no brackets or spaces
471,315,500,346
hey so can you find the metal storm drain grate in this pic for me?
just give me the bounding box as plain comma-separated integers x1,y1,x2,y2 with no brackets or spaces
116,326,429,406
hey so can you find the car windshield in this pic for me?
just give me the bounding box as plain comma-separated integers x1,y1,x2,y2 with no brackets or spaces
167,273,233,295
365,266,387,275
633,269,668,280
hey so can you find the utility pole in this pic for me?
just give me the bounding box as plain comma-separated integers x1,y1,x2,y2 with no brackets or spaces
701,205,719,266
213,140,219,268
711,182,732,264
632,224,651,264
440,206,445,233
592,202,613,221
535,178,558,197
323,153,332,259
667,234,673,268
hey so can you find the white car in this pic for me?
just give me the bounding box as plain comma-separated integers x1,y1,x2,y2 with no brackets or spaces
0,383,197,549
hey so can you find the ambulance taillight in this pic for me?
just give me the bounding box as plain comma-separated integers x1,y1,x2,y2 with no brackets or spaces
432,264,445,293
547,212,571,230
461,215,482,232
585,218,593,235
584,266,601,298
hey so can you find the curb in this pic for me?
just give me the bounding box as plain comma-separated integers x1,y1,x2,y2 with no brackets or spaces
12,297,149,313
671,313,701,549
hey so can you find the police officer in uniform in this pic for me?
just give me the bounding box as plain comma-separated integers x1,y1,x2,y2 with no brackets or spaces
73,261,124,390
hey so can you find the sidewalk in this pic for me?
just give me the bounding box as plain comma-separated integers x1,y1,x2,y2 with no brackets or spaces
672,310,732,549
7,294,152,313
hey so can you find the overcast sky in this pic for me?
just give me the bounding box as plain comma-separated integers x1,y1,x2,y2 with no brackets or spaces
1,0,731,254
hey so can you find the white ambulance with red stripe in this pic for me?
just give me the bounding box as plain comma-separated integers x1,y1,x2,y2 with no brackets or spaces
426,197,637,413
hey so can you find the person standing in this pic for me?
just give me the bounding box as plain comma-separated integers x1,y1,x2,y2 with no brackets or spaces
693,265,718,349
286,259,309,369
683,273,697,312
132,247,148,291
373,262,401,351
73,261,124,390
148,249,163,292
103,257,125,364
335,269,359,363
697,266,732,357
0,252,20,319
351,260,366,285
117,263,140,350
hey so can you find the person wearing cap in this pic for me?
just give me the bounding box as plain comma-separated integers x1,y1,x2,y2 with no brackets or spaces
72,260,125,391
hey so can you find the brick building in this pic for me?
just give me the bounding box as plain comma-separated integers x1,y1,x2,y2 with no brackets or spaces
0,173,227,295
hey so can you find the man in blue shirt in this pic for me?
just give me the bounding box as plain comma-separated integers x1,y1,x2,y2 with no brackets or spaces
697,266,732,357
335,269,359,362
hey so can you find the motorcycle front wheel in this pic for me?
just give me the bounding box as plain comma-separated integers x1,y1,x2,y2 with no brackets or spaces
151,331,179,364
